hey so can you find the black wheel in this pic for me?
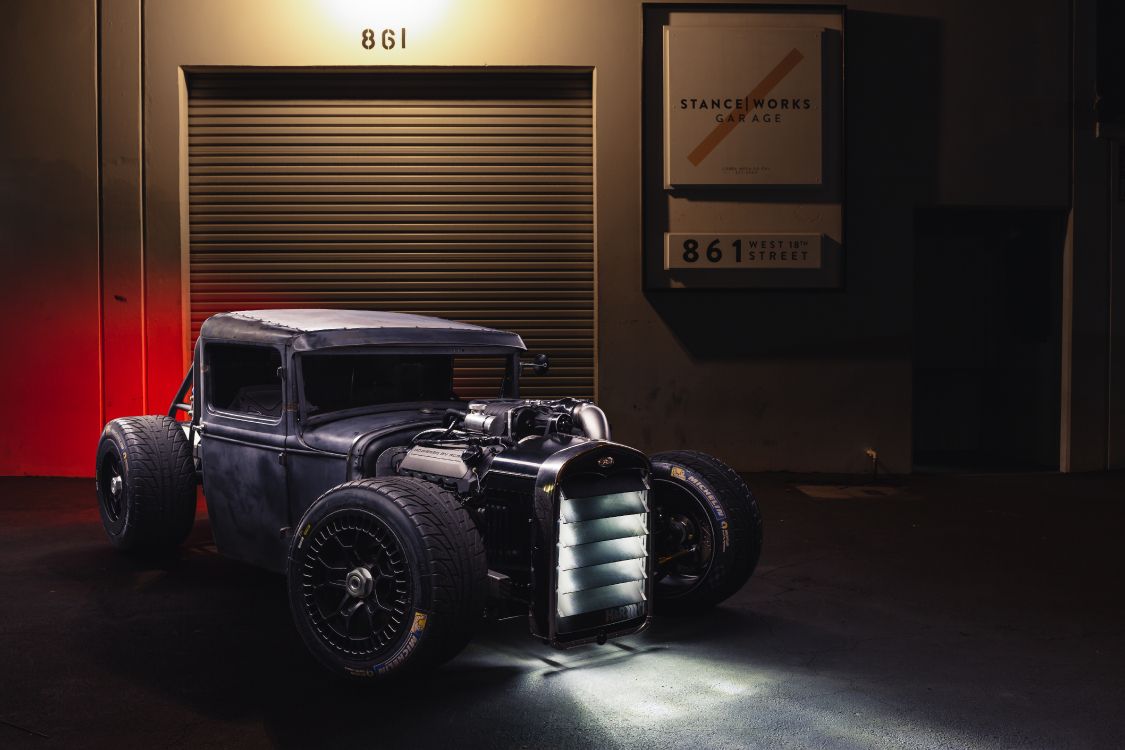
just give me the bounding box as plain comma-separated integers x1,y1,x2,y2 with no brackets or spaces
94,416,197,552
287,477,487,680
649,450,762,613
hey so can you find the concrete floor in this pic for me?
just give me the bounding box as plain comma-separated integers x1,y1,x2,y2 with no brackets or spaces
1,473,1123,749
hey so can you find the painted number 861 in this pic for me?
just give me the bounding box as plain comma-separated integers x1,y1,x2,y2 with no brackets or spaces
361,28,407,50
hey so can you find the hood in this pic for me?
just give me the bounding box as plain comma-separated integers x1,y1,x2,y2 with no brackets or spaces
299,407,445,454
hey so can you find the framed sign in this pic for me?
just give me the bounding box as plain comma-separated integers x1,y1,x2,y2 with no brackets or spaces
663,26,823,187
642,8,844,290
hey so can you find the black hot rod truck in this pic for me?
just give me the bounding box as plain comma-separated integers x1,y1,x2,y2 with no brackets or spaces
95,310,762,679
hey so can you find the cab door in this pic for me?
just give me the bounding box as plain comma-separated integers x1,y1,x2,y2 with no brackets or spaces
198,342,290,571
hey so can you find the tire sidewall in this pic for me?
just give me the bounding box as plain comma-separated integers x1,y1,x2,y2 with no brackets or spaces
649,458,739,605
95,422,133,547
287,484,438,680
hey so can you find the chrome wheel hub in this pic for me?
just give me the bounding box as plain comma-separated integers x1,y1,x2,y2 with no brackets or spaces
345,567,374,598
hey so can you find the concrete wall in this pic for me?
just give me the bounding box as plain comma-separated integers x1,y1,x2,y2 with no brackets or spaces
0,0,1107,476
0,0,101,476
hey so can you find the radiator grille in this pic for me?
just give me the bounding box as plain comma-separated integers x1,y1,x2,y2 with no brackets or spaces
556,487,649,628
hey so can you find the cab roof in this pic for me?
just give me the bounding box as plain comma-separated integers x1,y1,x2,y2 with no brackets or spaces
198,309,526,351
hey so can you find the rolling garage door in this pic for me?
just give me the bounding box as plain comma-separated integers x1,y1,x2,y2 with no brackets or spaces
187,71,593,399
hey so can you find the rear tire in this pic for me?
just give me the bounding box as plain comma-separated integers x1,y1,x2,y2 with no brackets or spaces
287,477,487,680
649,450,762,613
94,416,197,552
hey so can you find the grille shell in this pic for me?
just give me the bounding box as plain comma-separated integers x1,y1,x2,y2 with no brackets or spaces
539,442,652,646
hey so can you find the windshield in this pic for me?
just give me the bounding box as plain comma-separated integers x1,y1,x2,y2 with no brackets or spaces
300,352,511,418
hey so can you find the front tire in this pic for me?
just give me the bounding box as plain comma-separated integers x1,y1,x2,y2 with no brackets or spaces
649,450,762,613
287,477,487,680
94,416,197,552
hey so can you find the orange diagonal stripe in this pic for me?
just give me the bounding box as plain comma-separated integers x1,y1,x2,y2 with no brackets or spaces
686,47,805,167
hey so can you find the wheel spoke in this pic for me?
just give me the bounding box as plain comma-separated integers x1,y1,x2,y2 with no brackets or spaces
324,591,351,620
342,600,363,635
331,533,349,554
351,527,364,562
361,603,376,641
370,589,395,613
353,534,377,567
312,558,348,574
375,557,395,580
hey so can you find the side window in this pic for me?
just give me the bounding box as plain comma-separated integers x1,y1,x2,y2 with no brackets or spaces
206,344,283,419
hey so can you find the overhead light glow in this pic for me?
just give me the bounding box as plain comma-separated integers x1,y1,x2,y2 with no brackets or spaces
319,0,453,35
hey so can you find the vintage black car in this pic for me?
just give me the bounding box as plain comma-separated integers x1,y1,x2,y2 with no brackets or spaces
94,309,762,679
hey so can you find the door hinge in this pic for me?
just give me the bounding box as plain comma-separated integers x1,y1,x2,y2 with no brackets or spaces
278,452,286,466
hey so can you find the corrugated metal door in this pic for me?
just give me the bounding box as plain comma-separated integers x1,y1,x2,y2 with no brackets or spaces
187,72,593,399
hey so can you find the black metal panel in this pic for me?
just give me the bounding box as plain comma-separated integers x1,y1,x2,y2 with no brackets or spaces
200,427,289,572
478,471,536,587
284,449,347,527
198,340,291,571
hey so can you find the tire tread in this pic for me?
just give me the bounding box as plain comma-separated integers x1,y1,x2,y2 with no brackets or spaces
96,415,197,551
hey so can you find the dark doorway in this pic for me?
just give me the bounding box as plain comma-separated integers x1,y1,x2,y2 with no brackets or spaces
913,207,1065,471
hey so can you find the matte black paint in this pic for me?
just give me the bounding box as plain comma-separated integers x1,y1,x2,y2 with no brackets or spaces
199,309,527,352
188,310,654,647
191,311,530,573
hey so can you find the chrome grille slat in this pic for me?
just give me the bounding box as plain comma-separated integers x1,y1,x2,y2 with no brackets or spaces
559,490,647,523
556,558,647,595
557,513,647,547
557,580,647,618
557,536,647,571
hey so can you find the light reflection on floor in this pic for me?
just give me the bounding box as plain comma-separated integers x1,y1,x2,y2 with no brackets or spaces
443,613,1017,750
